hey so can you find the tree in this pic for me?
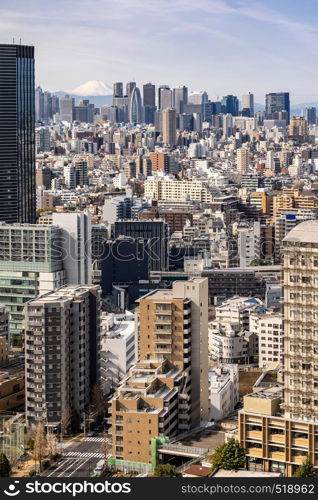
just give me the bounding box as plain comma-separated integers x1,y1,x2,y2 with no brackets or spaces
209,438,246,471
47,432,58,458
61,404,72,436
0,453,11,477
34,422,47,472
153,464,182,477
91,383,106,422
294,458,317,477
100,432,110,464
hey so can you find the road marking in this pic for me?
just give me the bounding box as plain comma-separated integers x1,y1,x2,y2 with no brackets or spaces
56,459,83,478
66,451,104,459
68,458,91,477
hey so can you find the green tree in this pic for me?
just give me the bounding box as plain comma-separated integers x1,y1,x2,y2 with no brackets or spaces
153,464,182,477
294,458,317,477
210,438,246,471
0,453,11,477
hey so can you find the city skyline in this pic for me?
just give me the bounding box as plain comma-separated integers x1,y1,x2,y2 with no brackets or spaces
1,0,318,103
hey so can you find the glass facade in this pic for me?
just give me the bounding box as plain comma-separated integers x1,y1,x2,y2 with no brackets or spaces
0,44,35,224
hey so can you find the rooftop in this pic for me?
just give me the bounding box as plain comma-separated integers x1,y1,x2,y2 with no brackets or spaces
283,220,318,244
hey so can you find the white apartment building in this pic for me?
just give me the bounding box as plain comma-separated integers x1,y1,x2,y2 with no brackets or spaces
209,325,249,364
52,212,92,285
209,365,239,421
237,221,261,267
250,312,283,368
215,296,262,331
99,311,136,395
144,179,220,203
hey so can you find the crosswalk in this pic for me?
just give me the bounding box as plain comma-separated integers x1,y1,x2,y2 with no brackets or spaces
66,451,105,459
83,437,108,443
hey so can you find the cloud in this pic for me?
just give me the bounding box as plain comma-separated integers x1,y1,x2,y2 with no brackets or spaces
0,0,318,103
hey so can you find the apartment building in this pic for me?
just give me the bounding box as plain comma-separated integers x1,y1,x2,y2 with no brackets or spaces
0,223,65,346
138,278,209,426
99,312,136,395
110,359,185,464
25,285,101,428
282,221,318,422
239,220,318,475
209,365,239,421
250,312,283,368
144,179,218,203
109,278,209,467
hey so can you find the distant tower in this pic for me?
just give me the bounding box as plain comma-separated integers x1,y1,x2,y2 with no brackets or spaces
242,92,254,117
113,82,123,98
162,108,177,146
0,43,36,223
143,83,155,107
129,87,142,123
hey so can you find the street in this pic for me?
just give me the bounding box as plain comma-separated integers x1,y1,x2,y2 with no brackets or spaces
43,435,111,478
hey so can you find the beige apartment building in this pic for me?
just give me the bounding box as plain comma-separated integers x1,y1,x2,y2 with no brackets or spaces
109,278,209,466
239,220,318,475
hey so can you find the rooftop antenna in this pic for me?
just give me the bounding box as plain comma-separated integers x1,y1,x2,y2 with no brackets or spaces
13,37,15,44
19,38,21,45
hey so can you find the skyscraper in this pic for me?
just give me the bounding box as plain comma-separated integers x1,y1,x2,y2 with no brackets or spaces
265,92,290,123
242,92,254,117
158,86,172,110
129,86,142,123
162,107,177,146
173,85,188,114
113,82,123,98
59,95,75,122
0,44,36,224
304,107,316,125
143,82,155,107
221,95,239,116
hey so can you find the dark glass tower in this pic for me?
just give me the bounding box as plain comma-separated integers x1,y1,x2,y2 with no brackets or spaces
265,92,290,123
0,44,36,223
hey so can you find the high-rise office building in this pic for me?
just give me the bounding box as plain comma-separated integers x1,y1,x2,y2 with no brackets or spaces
173,85,188,114
59,95,75,123
223,113,233,138
129,87,142,123
0,44,36,224
158,86,172,110
188,91,208,106
143,83,156,107
304,107,316,125
113,82,123,98
265,92,290,123
113,219,169,271
162,107,177,146
221,95,239,116
242,93,254,117
25,285,101,428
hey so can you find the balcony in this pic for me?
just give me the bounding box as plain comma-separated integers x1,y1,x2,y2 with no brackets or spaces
247,447,263,457
292,437,308,448
154,309,172,315
269,433,285,444
269,451,285,461
153,338,172,344
154,347,171,353
246,431,262,440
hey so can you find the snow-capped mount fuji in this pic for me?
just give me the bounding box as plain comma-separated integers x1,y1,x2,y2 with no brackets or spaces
70,80,112,96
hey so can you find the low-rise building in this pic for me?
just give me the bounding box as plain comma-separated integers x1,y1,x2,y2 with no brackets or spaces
250,312,283,368
99,311,136,395
209,365,239,421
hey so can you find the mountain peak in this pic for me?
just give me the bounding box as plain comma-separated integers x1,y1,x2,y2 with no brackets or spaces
70,80,112,96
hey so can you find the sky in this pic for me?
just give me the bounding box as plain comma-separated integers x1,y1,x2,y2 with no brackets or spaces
1,0,318,104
